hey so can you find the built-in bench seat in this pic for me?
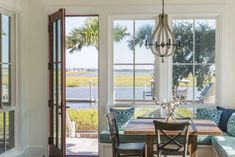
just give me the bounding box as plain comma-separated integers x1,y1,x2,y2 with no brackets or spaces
100,130,212,145
102,106,235,157
212,133,235,157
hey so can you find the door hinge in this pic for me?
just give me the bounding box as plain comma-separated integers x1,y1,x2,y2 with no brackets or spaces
48,137,53,145
48,62,53,70
48,100,53,107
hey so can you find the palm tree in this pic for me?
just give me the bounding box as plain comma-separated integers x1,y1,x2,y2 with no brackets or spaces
127,24,154,50
66,17,130,53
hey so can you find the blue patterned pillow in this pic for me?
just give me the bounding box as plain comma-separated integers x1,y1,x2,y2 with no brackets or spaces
196,108,222,125
217,106,235,132
227,113,235,136
110,107,135,130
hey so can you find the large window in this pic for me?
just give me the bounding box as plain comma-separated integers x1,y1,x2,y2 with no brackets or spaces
172,19,216,104
0,11,15,154
113,19,156,104
112,17,217,107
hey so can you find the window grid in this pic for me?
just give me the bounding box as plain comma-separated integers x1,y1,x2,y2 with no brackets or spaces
113,19,155,104
172,18,216,104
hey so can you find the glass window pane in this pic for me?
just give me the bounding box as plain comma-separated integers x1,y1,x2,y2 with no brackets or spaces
176,107,194,118
58,63,61,103
2,64,10,106
57,20,61,62
2,15,10,64
135,20,155,64
113,20,133,64
135,107,161,118
0,112,4,153
135,65,155,100
6,111,14,151
0,111,14,153
53,64,57,104
114,65,133,101
173,20,193,63
53,22,57,62
195,19,216,63
53,106,57,146
195,65,216,104
173,65,193,102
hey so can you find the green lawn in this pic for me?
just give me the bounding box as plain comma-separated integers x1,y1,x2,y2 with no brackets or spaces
66,72,210,88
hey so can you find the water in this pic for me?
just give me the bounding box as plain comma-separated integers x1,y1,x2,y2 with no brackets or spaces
66,86,201,109
66,71,205,109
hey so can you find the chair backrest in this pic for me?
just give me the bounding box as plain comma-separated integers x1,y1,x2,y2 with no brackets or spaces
105,112,120,156
153,120,191,156
200,82,213,97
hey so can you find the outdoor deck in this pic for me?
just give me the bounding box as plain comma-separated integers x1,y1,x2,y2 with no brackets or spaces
66,137,98,156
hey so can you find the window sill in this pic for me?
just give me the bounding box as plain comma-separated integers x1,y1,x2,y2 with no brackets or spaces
0,148,24,157
0,106,15,112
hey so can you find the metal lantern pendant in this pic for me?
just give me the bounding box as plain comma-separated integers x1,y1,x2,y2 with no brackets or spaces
146,0,180,63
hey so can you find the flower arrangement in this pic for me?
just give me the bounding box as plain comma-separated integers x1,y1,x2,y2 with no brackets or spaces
157,98,182,122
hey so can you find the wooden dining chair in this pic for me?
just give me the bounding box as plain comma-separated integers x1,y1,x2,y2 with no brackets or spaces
105,112,146,157
153,120,191,157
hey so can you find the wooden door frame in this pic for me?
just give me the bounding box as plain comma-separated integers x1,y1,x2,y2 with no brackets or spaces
48,8,66,157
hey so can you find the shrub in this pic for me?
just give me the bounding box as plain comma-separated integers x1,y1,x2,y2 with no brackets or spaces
67,109,98,131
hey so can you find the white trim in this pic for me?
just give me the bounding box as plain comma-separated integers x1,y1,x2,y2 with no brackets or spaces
0,7,21,157
109,13,220,106
111,16,157,105
215,14,222,105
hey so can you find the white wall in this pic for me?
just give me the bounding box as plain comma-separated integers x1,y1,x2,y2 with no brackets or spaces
0,0,30,157
1,0,235,156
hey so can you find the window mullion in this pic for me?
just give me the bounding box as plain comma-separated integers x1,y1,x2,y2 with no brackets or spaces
133,20,136,104
3,112,6,152
192,19,196,104
0,14,2,108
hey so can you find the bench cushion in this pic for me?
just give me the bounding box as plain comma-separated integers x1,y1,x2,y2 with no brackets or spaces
100,130,146,143
100,130,212,145
212,135,235,157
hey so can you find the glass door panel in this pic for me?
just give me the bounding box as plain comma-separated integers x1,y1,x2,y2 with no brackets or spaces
49,9,66,157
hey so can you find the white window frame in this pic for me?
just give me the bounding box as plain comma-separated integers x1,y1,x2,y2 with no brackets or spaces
0,7,17,156
109,13,221,109
111,15,159,106
168,14,221,108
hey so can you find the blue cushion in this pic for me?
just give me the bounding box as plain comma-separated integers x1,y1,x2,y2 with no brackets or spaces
100,130,212,145
217,106,235,132
99,130,147,143
110,107,135,130
227,113,235,137
212,135,235,157
196,108,222,125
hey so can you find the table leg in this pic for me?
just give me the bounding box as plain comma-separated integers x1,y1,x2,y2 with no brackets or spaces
146,135,153,157
189,135,198,157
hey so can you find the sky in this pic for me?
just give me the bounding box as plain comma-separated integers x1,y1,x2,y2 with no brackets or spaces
65,17,216,69
66,17,98,69
65,17,155,69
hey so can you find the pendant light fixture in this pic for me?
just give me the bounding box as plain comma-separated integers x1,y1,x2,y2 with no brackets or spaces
145,0,180,63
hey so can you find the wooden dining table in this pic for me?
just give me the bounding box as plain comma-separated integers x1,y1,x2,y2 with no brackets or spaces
124,119,222,157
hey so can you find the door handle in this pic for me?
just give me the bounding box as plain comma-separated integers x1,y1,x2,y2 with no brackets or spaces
57,106,70,109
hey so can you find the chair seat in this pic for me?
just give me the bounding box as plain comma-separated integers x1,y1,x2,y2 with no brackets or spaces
117,142,146,151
